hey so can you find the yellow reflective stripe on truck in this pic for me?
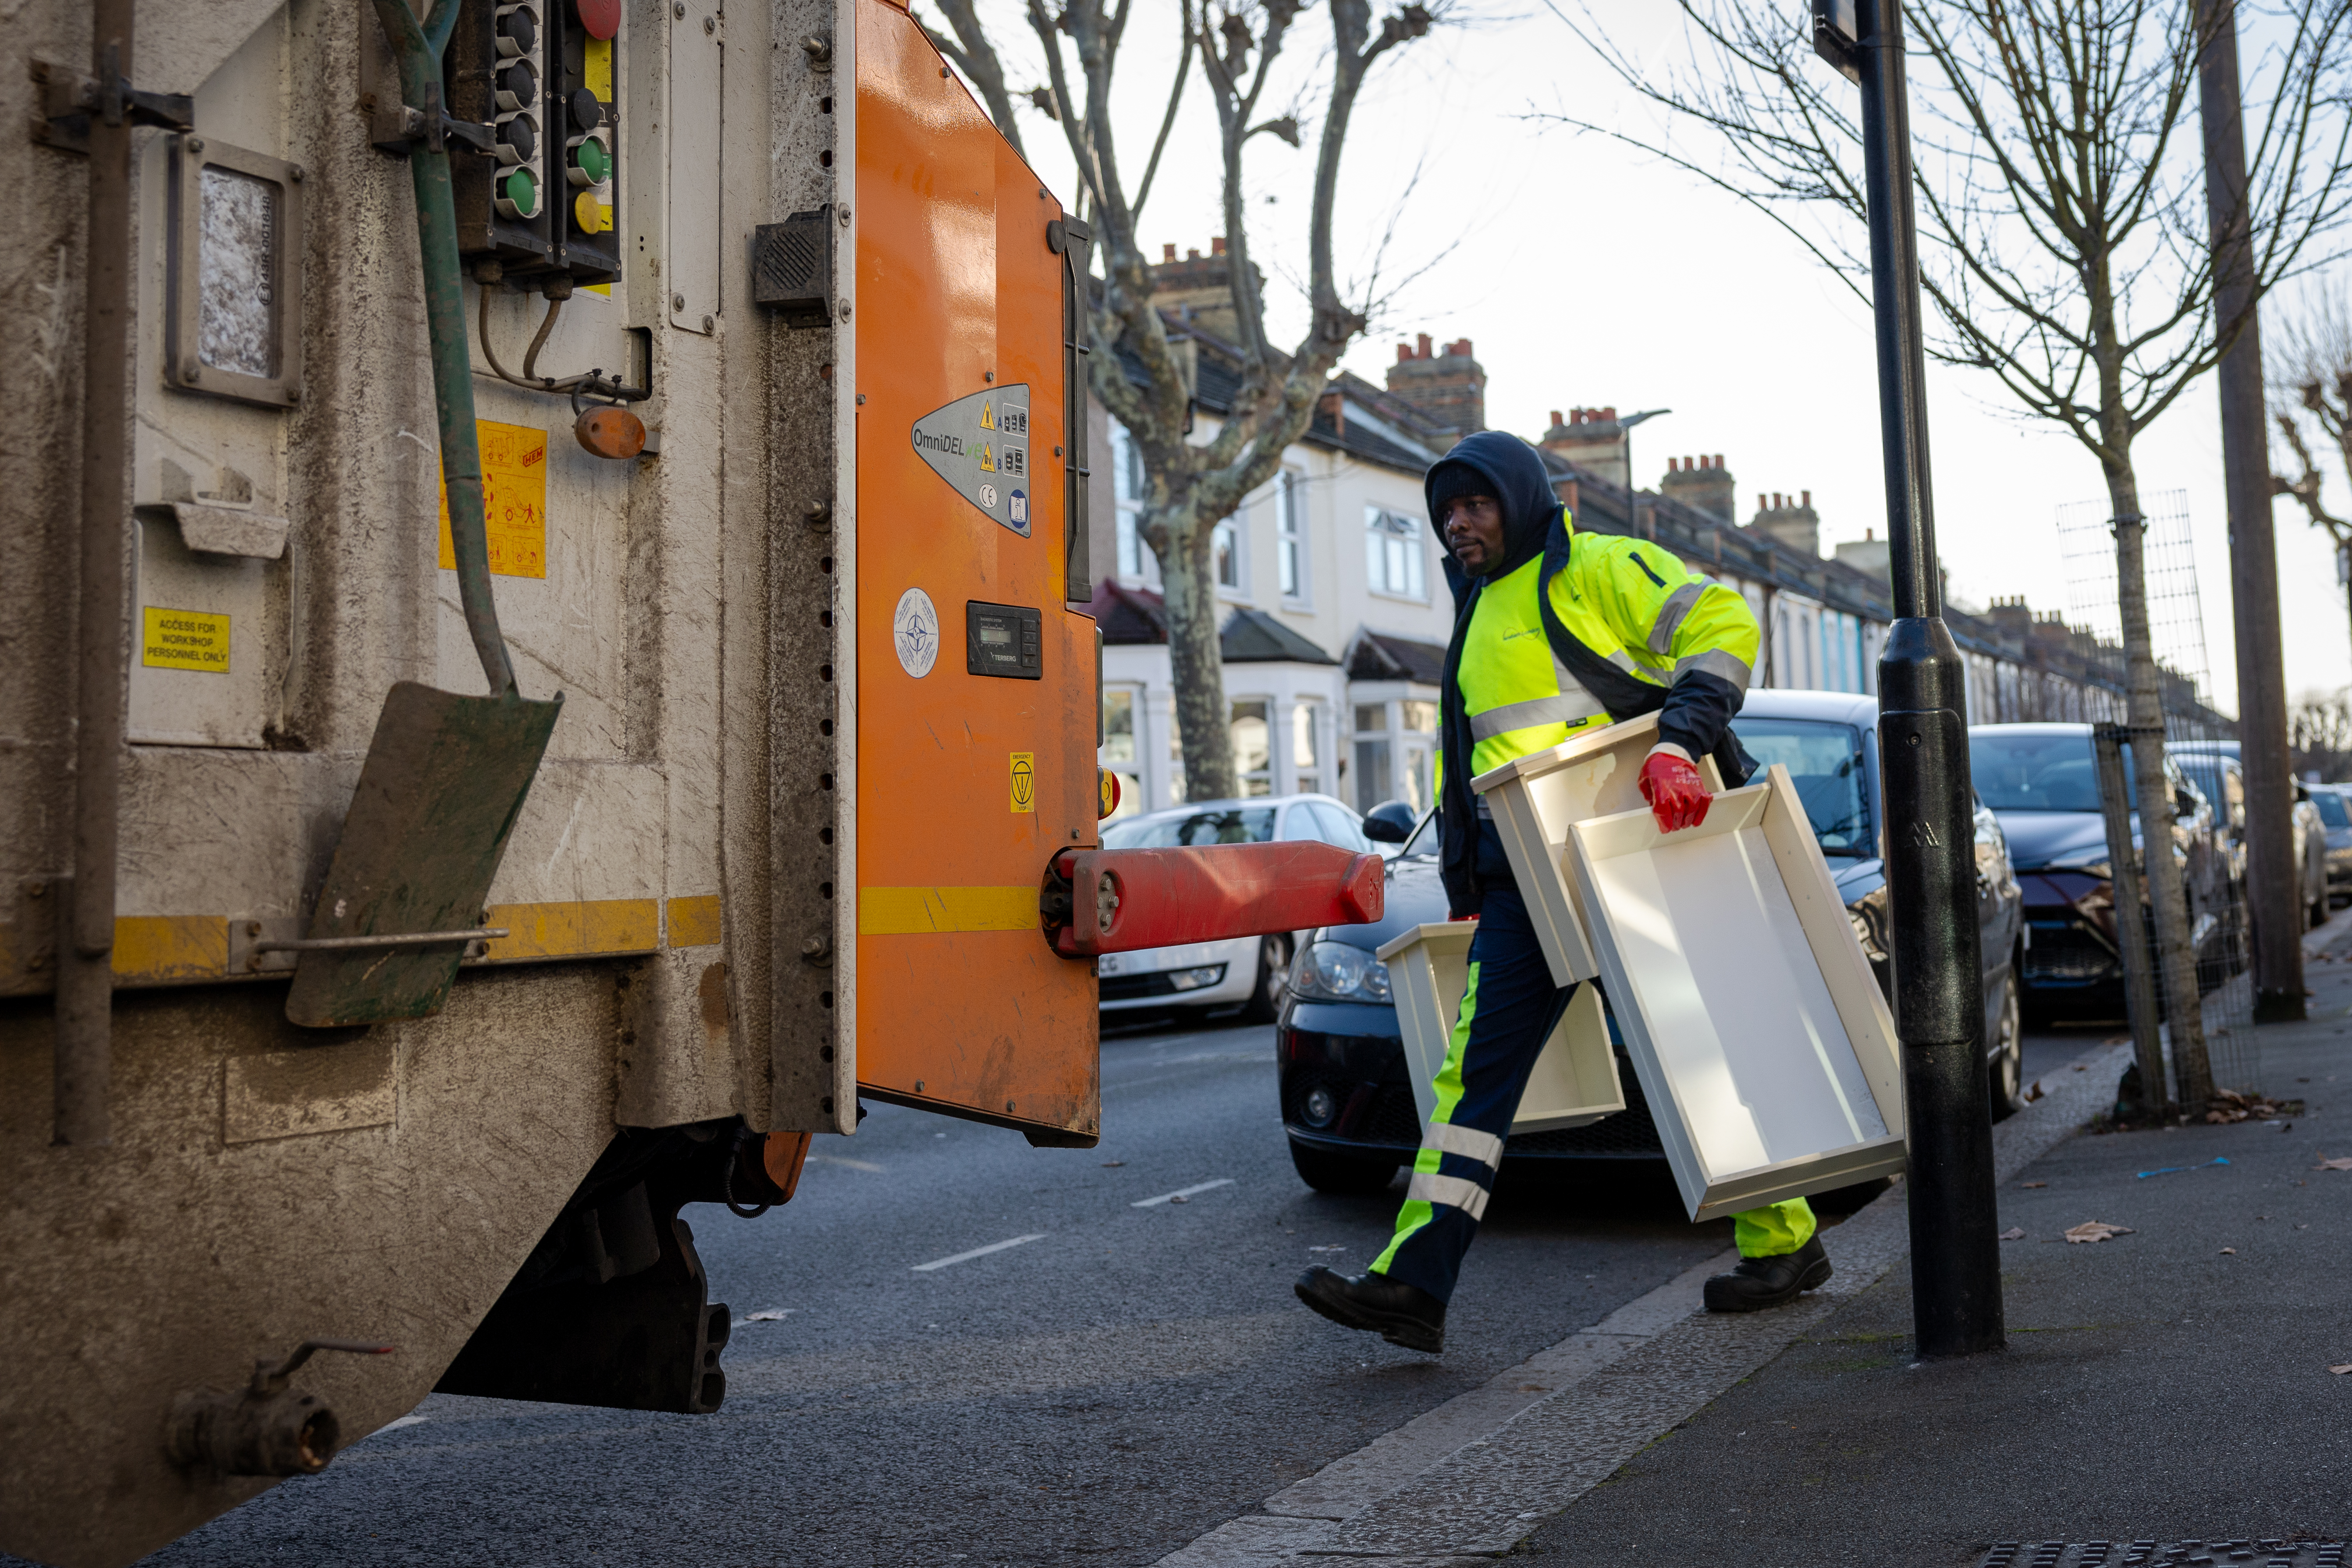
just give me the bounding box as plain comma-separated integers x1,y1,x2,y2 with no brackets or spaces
860,886,1037,935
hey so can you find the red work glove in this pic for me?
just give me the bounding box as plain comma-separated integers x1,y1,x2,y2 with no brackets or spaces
1638,751,1712,834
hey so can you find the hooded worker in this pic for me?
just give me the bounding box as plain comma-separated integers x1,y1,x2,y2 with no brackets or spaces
1293,430,1828,1355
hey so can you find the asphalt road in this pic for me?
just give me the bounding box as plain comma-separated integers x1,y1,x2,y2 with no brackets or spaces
130,1009,1734,1568
97,1012,2107,1568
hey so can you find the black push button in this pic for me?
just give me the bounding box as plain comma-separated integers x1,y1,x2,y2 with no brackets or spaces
966,601,1043,679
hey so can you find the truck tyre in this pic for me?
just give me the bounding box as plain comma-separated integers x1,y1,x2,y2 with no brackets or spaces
1288,1137,1398,1195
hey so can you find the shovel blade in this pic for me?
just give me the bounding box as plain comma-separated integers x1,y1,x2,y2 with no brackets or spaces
286,682,561,1028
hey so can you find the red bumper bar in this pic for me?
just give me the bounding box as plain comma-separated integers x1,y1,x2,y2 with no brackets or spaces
1046,843,1384,958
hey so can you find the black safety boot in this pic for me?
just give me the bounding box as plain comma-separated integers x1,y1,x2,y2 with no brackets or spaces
1294,1265,1446,1354
1702,1235,1832,1312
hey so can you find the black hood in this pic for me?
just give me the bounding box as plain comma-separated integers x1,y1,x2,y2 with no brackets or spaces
1425,430,1563,585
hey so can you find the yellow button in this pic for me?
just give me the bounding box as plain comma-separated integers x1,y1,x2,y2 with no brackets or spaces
573,191,609,234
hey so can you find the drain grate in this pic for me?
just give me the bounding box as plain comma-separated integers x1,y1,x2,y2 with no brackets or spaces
1976,1544,2346,1568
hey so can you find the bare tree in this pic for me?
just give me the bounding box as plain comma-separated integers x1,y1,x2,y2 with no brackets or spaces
2289,686,2352,777
1551,0,2352,1110
2268,288,2352,656
929,0,1433,800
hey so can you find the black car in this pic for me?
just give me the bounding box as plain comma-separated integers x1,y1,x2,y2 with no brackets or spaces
1969,722,2228,1021
1275,690,2028,1195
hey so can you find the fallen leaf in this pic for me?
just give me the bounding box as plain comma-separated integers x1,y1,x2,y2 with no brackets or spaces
2075,1064,2089,1071
2220,1247,2237,1255
2026,1083,2046,1102
1100,1161,1126,1167
1999,1227,2026,1241
2064,1221,2136,1244
1168,1195,1189,1204
2022,1181,2047,1188
2316,1157,2352,1171
2331,1364,2352,1375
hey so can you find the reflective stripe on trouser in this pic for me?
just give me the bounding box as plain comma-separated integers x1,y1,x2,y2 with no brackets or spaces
1368,883,1824,1300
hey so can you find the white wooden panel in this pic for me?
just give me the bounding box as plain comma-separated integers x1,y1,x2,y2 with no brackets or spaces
1375,922,1623,1138
667,0,723,333
1564,767,1905,1221
1471,714,1723,989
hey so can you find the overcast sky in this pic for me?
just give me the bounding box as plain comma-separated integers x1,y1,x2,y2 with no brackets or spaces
954,0,2352,713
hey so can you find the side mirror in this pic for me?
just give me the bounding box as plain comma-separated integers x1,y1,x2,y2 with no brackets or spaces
1362,800,1416,843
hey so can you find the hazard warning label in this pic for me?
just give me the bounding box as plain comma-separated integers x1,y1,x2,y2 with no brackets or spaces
911,384,1033,537
438,419,549,578
141,606,231,673
1009,752,1037,813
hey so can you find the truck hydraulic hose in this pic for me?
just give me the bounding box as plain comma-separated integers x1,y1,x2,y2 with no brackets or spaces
371,0,519,698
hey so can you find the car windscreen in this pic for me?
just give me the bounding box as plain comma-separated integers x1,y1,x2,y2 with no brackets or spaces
1727,718,1872,854
2175,755,2226,814
2315,791,2352,829
1396,810,1439,859
1969,731,2135,812
1101,806,1277,847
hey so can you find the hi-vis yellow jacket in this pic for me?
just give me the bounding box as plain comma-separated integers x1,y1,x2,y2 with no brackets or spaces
1451,524,1760,784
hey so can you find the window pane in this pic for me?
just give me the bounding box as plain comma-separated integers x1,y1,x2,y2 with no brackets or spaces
1101,689,1136,764
1399,700,1436,734
1215,519,1240,589
1279,534,1299,597
1354,704,1386,734
1403,745,1432,813
1311,801,1369,850
1727,718,1872,852
1103,807,1276,847
1354,738,1393,811
1293,702,1319,768
1231,700,1269,780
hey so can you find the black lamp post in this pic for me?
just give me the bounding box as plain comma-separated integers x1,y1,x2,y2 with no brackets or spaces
1815,0,2004,1358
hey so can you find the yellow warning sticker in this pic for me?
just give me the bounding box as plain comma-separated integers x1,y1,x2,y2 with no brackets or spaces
1009,752,1037,813
585,37,614,101
980,401,995,430
141,606,230,673
439,420,548,579
979,442,996,473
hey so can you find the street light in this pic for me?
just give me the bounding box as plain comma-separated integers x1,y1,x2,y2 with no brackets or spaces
1618,408,1669,536
1816,0,2003,1358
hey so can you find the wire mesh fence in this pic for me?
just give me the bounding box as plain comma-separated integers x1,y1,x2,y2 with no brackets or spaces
2063,493,2263,1097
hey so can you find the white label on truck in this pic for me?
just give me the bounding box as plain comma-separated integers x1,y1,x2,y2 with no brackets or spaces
911,384,1032,537
893,587,939,678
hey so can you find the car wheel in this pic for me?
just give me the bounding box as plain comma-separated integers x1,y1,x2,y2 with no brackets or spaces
1987,961,2025,1121
1237,934,1292,1025
1287,1136,1399,1196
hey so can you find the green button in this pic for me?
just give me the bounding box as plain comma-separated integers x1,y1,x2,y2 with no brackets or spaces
572,138,611,184
501,166,540,217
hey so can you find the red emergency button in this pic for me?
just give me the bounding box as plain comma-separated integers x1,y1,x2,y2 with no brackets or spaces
574,0,621,39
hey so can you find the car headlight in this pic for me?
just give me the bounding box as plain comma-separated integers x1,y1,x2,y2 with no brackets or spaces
1290,939,1393,1003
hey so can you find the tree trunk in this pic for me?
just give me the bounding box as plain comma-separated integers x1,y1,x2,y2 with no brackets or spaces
2105,456,2215,1111
1158,513,1236,802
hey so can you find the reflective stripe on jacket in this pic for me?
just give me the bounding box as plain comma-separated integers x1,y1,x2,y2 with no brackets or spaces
1443,522,1760,791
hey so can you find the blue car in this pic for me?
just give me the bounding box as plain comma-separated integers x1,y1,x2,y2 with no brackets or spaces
1274,689,2027,1195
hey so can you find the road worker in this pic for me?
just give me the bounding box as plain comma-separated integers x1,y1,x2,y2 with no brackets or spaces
1294,430,1830,1355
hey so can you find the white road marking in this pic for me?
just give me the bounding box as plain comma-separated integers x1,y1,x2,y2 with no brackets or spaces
807,1155,886,1172
378,1415,428,1433
912,1234,1046,1272
732,1308,795,1326
1132,1178,1235,1208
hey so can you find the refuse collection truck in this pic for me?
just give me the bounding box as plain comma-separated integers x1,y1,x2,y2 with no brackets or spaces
0,2,1377,1562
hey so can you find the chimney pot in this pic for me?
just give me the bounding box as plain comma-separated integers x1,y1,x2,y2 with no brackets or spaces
1757,494,1766,512
1211,236,1226,256
1416,332,1432,359
1398,343,1413,364
1865,527,1874,540
1801,489,1811,507
1549,409,1563,428
1162,243,1176,262
1714,454,1724,469
1187,248,1201,261
1602,406,1616,421
1449,338,1472,358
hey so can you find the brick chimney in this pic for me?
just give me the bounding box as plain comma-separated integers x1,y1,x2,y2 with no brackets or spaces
1148,237,1260,345
1382,332,1486,444
1659,452,1736,525
1833,525,1890,581
1749,487,1822,557
1538,406,1629,489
